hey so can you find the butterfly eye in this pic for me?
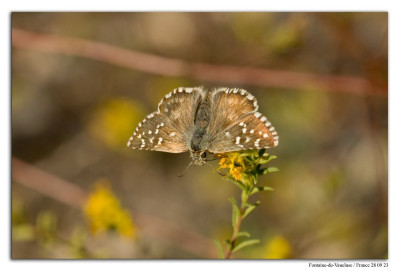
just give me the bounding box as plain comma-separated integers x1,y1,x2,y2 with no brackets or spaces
201,152,207,159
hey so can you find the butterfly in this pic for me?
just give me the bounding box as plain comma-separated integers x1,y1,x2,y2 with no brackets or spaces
127,87,279,166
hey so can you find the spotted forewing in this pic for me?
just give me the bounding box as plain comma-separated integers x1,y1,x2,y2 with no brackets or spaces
207,88,278,153
127,87,278,154
127,87,204,153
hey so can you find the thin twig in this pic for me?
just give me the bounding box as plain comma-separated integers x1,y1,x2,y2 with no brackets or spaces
11,28,386,95
11,157,216,258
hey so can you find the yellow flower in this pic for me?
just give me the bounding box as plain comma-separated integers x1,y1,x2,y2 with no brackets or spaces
216,152,246,182
231,166,244,181
87,98,145,149
84,180,137,239
264,235,291,259
218,157,230,169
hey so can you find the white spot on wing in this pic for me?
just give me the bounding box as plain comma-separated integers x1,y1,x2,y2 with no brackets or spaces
235,137,240,144
263,134,269,138
225,131,230,137
242,128,247,133
170,132,176,137
250,129,254,134
254,112,261,118
260,116,267,122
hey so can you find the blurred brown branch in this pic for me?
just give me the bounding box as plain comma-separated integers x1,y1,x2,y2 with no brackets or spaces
11,157,216,258
12,28,386,95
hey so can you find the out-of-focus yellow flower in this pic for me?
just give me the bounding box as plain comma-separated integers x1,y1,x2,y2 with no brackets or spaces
217,152,246,181
264,235,291,259
84,180,136,239
87,98,145,149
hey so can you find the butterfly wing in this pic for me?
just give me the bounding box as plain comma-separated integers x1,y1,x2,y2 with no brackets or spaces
127,87,205,153
207,88,279,153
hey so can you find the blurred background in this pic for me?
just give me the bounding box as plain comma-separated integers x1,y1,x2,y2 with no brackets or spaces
11,12,387,259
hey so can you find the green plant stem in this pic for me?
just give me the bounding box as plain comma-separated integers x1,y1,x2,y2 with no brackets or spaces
224,189,250,259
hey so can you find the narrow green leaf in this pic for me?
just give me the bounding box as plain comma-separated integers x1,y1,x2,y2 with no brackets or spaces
226,177,246,190
262,154,277,161
243,156,253,163
236,231,251,238
228,197,237,207
243,201,260,218
260,167,279,175
228,197,240,228
232,239,260,253
213,240,225,259
250,186,274,195
248,174,258,186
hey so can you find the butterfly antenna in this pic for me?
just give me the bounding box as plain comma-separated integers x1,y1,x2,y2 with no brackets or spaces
205,161,218,171
205,161,228,176
206,157,220,162
177,162,193,177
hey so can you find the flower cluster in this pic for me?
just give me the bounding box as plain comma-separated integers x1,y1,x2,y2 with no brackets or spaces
217,152,245,181
84,180,136,239
216,150,278,186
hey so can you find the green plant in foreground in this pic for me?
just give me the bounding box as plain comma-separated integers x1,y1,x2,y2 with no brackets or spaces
214,149,278,259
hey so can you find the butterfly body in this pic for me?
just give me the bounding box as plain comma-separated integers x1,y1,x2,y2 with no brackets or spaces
127,87,279,165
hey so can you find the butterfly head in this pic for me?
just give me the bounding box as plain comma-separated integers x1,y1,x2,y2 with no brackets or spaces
190,150,207,166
